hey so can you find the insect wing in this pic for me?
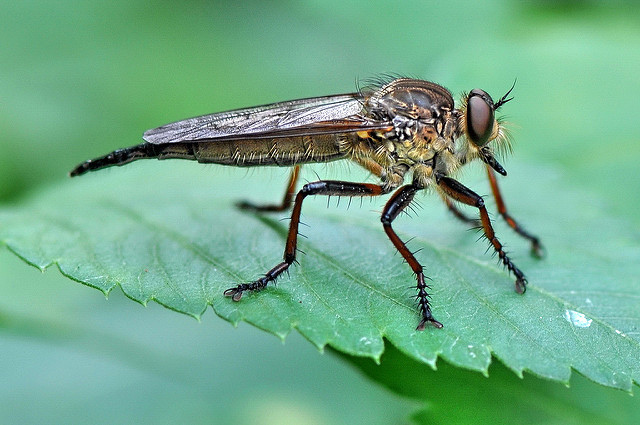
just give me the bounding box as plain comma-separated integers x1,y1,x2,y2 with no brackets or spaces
143,93,391,144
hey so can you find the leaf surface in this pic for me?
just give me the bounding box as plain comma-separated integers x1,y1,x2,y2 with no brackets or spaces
346,344,640,425
1,161,638,390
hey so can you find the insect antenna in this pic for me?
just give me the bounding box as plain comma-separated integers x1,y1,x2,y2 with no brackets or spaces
494,79,517,110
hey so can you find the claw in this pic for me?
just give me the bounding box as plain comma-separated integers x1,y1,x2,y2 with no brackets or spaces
515,277,527,294
531,242,546,259
416,316,443,331
224,287,244,302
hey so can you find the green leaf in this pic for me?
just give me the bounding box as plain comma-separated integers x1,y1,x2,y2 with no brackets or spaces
0,251,413,425
1,159,638,391
345,344,640,425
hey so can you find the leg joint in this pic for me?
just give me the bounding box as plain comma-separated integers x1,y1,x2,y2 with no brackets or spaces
380,214,392,226
301,181,324,195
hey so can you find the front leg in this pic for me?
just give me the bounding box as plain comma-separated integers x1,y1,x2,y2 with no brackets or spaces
437,174,528,294
485,165,544,258
224,180,386,301
381,185,443,330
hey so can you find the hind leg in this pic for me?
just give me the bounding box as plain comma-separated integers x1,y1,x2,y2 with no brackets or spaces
237,165,301,212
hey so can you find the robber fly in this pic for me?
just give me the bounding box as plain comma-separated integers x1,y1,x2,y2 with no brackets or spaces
71,77,542,330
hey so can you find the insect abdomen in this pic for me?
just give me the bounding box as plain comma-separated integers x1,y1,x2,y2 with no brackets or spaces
193,134,348,166
69,134,351,177
69,143,172,176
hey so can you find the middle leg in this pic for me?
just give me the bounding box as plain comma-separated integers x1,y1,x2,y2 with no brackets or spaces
436,173,528,294
381,184,443,330
485,165,544,258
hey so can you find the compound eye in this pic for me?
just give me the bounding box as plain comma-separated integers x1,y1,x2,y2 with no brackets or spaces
466,89,495,147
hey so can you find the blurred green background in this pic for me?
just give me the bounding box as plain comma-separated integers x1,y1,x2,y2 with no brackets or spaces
1,0,639,423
